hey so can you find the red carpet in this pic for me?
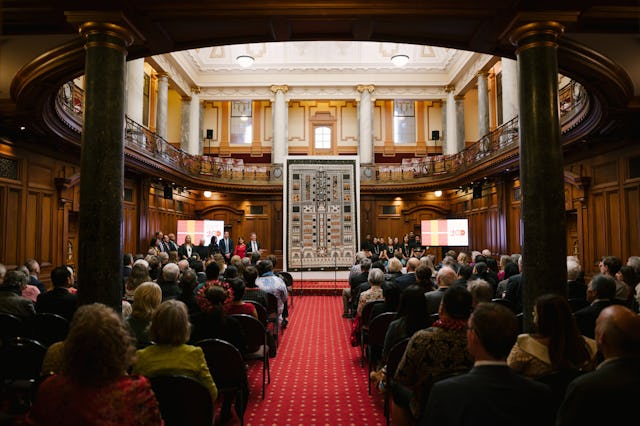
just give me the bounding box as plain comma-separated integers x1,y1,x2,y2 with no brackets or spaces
291,281,349,296
235,296,385,425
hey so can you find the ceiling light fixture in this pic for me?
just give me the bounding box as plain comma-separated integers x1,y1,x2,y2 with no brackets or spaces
203,190,212,198
391,54,409,67
236,55,254,68
434,190,443,197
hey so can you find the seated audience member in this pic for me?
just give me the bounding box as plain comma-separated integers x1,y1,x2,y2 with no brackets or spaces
382,285,430,362
124,263,151,302
224,278,258,319
495,261,518,298
255,260,288,322
356,268,385,317
24,258,45,293
0,270,36,320
344,258,371,318
250,251,261,266
470,261,498,297
35,265,78,321
508,294,597,378
28,303,163,424
504,256,523,313
177,258,190,273
393,286,474,424
423,302,554,426
556,305,640,426
395,257,419,291
599,255,629,302
15,265,40,302
133,300,218,402
453,264,474,289
573,274,616,338
158,262,181,301
414,264,435,292
384,257,404,286
457,252,470,268
497,255,511,281
242,265,269,308
126,282,162,349
189,258,207,284
615,265,637,307
467,279,493,307
627,256,640,307
177,269,201,316
370,281,401,322
566,258,587,301
424,266,457,315
221,264,239,283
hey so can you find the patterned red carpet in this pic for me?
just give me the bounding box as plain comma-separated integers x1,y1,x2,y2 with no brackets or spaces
291,281,349,296
231,296,385,425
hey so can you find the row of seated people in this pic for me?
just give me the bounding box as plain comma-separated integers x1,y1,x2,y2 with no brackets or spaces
352,250,640,424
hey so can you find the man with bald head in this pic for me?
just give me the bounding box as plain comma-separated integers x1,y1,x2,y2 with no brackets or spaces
424,266,457,315
556,305,640,426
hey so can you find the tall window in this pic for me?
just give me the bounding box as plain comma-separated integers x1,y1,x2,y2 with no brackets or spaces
314,126,331,149
230,100,252,144
142,73,150,126
393,100,415,144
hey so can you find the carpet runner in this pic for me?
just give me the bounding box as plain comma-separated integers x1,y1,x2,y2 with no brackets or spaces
233,296,385,425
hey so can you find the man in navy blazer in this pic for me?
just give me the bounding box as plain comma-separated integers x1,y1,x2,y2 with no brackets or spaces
218,231,234,263
556,304,640,426
423,302,554,426
36,265,78,322
573,273,616,339
395,257,419,292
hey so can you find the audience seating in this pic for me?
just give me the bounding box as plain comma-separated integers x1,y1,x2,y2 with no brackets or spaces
0,337,47,412
384,337,411,426
195,338,247,426
0,313,24,347
360,300,385,367
535,368,584,417
244,300,268,326
149,374,214,426
29,313,69,347
366,312,398,394
264,292,280,347
567,298,589,313
491,298,517,313
277,271,294,309
231,314,270,399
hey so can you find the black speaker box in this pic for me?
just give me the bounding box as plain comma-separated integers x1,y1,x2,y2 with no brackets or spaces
431,130,440,141
206,129,214,139
163,185,173,200
472,185,482,199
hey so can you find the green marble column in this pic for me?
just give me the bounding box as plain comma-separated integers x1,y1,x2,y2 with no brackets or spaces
77,22,133,311
510,22,567,331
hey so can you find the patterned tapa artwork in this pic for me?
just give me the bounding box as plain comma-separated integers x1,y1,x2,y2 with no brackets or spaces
285,158,359,271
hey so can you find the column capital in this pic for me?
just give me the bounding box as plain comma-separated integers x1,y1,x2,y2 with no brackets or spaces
508,21,565,54
477,71,490,78
66,12,138,50
356,84,375,94
191,86,201,95
270,85,289,94
156,72,169,79
444,85,455,93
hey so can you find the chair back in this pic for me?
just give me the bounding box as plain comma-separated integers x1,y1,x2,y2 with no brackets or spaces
361,300,384,329
149,374,214,426
368,312,398,347
231,314,267,354
0,337,47,381
264,292,278,317
244,300,268,326
0,313,24,345
195,338,245,390
536,368,584,413
278,272,293,288
386,337,410,378
30,313,69,347
491,298,516,313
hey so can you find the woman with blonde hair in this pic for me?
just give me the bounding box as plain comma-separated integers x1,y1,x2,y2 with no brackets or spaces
126,282,162,348
28,303,163,424
133,300,218,402
124,263,151,302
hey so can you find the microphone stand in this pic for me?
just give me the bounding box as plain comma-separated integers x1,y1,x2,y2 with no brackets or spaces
334,245,338,295
299,242,304,298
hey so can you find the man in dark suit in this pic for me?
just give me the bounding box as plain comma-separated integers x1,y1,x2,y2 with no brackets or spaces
395,257,419,291
246,232,261,255
504,255,523,313
218,231,234,264
0,270,36,320
424,266,456,315
36,265,78,322
573,273,616,339
423,302,554,426
557,304,640,426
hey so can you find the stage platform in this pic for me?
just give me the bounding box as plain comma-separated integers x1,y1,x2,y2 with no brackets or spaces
285,271,350,296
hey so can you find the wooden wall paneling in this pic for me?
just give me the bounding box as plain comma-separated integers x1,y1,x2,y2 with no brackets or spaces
25,191,38,262
623,186,640,258
607,191,622,257
589,191,608,270
2,187,22,266
40,192,54,266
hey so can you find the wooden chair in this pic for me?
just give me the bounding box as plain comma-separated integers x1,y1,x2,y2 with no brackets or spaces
231,314,270,399
366,312,398,394
264,292,280,347
277,271,294,309
196,338,247,426
0,337,47,411
491,298,516,313
149,374,214,426
244,300,268,326
384,337,410,426
360,299,384,367
536,368,584,416
30,313,69,347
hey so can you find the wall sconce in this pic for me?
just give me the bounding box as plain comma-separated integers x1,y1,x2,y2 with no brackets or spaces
203,191,212,198
434,190,443,197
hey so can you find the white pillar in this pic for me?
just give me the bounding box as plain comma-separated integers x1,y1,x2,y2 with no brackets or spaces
455,95,466,152
501,58,519,124
187,87,200,155
271,85,289,164
357,84,375,164
125,58,145,123
155,72,168,139
441,99,447,152
445,86,457,155
180,96,190,151
477,72,490,138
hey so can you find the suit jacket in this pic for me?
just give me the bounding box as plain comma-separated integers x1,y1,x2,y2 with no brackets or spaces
219,238,234,256
29,275,46,293
504,273,523,313
395,272,417,291
573,299,613,338
423,365,554,426
178,243,194,259
556,357,640,426
0,289,36,320
246,240,261,254
424,287,448,315
36,287,78,322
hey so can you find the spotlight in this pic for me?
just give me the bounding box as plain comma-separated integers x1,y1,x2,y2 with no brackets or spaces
434,190,443,197
203,191,212,198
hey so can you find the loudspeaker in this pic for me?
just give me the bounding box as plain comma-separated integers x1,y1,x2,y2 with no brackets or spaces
472,184,482,199
206,129,214,139
163,185,173,200
431,130,440,141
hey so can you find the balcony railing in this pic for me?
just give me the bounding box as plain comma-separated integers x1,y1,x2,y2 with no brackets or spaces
55,80,587,186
